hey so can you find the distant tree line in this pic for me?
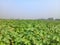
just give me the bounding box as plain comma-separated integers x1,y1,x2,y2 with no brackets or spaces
47,17,60,21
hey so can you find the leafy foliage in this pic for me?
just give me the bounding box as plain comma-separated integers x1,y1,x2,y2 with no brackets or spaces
0,20,60,45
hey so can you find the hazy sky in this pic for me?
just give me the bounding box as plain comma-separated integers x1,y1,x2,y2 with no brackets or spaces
0,0,60,19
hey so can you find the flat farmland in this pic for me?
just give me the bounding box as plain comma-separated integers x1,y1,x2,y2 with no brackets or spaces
0,19,60,45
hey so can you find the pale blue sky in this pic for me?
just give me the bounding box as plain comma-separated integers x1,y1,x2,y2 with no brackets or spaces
0,0,60,19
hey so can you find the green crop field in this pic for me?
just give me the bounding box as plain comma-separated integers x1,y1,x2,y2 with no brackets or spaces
0,19,60,45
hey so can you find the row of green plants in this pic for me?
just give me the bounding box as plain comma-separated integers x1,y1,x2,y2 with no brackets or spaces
0,20,60,45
